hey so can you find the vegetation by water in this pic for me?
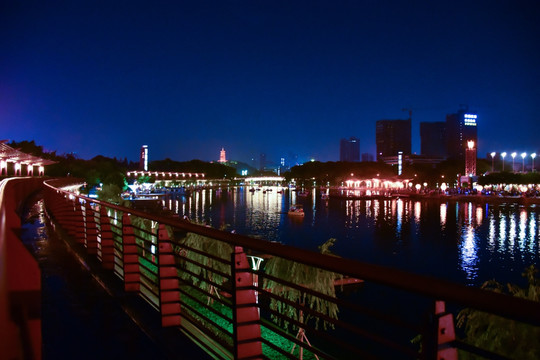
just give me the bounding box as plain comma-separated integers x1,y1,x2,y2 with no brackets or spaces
457,265,540,359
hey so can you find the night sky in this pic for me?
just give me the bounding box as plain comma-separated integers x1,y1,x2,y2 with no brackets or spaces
2,1,539,166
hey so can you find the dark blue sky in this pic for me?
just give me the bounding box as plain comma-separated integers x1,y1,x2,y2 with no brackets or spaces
2,1,539,166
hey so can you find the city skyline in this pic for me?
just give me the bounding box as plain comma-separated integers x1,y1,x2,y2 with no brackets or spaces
2,1,539,164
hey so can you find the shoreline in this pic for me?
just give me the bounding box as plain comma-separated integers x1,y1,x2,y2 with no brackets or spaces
329,193,540,205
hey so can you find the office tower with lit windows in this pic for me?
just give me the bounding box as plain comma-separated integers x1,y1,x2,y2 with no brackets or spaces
339,137,360,162
446,109,478,159
375,118,411,160
420,122,446,158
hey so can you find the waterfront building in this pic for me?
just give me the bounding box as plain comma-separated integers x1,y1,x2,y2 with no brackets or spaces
339,137,360,162
0,141,55,176
375,118,411,160
446,109,478,160
420,122,446,158
139,145,148,171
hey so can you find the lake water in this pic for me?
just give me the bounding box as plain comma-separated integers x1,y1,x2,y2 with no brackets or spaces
162,186,540,288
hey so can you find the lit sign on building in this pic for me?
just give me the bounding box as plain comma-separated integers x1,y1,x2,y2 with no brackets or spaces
398,151,403,175
463,114,477,126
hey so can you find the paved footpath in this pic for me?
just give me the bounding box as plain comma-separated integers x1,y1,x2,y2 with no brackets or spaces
20,194,210,360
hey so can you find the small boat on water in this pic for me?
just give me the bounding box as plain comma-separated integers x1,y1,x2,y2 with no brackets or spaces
288,204,305,217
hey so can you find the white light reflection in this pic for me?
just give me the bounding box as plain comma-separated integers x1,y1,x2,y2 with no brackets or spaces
488,212,496,254
498,213,507,252
365,200,372,219
508,214,516,257
396,199,403,236
414,201,421,224
519,210,527,255
373,200,380,220
460,224,479,284
476,206,483,227
529,213,537,253
440,203,447,228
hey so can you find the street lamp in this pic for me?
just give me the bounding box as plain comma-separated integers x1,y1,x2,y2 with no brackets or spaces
490,152,496,172
501,152,507,171
521,152,527,172
511,152,517,172
532,153,537,172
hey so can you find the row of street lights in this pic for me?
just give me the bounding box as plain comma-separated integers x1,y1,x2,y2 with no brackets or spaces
490,152,537,172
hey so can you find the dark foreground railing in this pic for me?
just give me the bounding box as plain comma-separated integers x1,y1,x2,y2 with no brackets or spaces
43,179,540,360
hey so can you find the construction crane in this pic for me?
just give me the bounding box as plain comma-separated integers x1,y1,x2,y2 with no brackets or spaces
401,108,413,120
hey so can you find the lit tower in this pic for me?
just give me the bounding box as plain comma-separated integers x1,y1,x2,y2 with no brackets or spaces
218,147,227,163
140,145,148,171
465,141,476,176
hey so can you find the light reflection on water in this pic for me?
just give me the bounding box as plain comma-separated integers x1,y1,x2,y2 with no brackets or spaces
164,188,539,286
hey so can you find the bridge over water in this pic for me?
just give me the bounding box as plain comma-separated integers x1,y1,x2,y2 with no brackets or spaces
2,177,540,359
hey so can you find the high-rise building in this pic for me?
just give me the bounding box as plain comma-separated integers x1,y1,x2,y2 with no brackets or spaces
259,153,266,171
420,122,446,158
375,119,411,160
446,109,478,159
139,145,148,171
339,137,360,162
361,153,374,162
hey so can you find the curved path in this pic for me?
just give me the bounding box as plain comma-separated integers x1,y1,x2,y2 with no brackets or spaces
20,192,209,360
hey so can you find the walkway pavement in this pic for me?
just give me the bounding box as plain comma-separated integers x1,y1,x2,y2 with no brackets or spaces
20,194,211,360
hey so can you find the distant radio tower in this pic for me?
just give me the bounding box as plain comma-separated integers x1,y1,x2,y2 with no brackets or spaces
219,147,227,163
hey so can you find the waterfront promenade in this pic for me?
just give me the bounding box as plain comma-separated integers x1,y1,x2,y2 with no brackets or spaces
3,177,540,359
21,194,210,360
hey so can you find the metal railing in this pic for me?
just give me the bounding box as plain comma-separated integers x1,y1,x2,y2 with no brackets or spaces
0,177,44,360
43,179,540,360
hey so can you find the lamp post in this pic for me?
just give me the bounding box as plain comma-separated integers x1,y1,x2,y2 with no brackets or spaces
511,152,517,172
521,152,527,172
501,152,507,171
490,152,496,172
532,153,537,172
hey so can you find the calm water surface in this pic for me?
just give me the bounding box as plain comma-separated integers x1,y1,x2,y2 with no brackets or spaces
163,187,540,287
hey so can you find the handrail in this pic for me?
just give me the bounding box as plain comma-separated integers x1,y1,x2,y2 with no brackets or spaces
42,178,540,359
1,177,44,360
43,178,540,327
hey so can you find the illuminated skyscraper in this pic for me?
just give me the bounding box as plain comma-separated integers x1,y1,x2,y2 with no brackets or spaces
446,109,477,159
375,118,411,160
139,145,148,171
339,137,360,162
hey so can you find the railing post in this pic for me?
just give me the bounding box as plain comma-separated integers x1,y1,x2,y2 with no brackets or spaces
72,199,85,244
422,300,458,360
158,224,181,327
85,202,98,255
122,213,140,292
99,206,115,270
435,301,457,360
53,194,72,232
231,246,262,359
